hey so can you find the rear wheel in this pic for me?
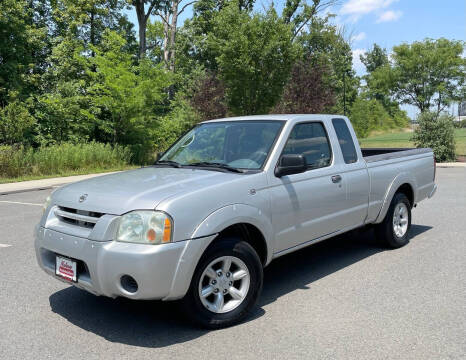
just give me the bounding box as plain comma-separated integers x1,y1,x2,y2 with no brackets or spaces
182,237,263,329
375,192,412,248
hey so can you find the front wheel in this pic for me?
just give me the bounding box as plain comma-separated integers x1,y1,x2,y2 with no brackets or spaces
375,192,412,248
182,237,263,329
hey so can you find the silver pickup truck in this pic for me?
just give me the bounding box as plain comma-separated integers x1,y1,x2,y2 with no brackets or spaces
35,115,437,328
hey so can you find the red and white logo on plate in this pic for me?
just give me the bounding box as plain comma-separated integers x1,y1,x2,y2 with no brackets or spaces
55,256,77,282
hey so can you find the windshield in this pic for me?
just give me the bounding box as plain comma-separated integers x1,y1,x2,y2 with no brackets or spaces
160,120,284,170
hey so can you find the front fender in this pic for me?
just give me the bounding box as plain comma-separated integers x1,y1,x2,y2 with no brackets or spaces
163,204,274,300
192,203,274,264
374,172,417,223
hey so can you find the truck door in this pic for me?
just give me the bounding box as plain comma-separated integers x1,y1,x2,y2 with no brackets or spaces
330,118,369,229
268,121,348,253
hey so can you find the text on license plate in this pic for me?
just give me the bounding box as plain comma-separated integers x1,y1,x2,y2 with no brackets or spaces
55,256,77,282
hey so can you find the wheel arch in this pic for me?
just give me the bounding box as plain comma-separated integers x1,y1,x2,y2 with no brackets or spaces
191,204,274,265
374,173,417,223
397,183,414,208
208,223,268,266
164,204,273,300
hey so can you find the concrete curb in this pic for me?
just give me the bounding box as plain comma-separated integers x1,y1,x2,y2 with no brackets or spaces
0,171,122,195
437,162,466,168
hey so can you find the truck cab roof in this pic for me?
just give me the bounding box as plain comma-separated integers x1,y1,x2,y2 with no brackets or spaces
202,114,348,124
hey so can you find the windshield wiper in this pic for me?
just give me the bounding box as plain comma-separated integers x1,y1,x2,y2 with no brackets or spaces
153,160,182,168
189,161,245,173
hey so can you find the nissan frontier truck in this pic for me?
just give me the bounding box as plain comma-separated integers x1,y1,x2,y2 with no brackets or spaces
35,115,437,328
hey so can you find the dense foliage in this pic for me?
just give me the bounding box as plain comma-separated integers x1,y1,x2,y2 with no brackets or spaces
412,112,456,162
0,0,464,174
349,97,409,138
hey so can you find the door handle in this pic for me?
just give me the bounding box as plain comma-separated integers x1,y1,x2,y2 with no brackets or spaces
331,175,342,183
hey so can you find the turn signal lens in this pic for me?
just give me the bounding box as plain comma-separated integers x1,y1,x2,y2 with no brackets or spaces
162,218,172,243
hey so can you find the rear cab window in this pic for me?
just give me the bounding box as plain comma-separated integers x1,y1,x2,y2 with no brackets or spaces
332,118,358,164
282,122,332,169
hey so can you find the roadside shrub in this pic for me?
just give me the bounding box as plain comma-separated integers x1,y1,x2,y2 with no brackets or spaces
412,112,456,162
453,119,466,128
0,142,131,180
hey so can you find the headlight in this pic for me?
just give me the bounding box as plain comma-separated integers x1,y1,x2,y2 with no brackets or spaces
117,211,173,245
43,195,52,213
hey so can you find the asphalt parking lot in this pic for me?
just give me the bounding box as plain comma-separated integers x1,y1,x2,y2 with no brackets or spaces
0,167,465,360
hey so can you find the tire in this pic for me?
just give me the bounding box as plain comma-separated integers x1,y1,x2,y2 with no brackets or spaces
375,192,412,248
182,237,263,329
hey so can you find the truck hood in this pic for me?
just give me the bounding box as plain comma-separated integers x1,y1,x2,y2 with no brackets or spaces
52,167,237,215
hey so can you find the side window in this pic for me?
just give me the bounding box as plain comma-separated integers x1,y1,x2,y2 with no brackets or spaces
282,122,331,169
332,118,358,164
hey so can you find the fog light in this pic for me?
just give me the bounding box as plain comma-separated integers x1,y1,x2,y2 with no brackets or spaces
120,275,138,293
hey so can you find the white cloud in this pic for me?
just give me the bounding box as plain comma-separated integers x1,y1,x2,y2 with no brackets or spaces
341,0,396,16
376,10,403,22
340,0,400,22
351,32,366,42
352,48,367,75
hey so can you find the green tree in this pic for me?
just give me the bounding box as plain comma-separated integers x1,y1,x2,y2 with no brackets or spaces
282,0,337,40
35,81,98,144
412,112,456,162
209,5,297,114
298,16,358,114
361,44,402,117
0,95,36,145
0,0,48,104
349,97,397,138
89,30,172,161
360,44,389,73
377,38,466,114
51,0,134,51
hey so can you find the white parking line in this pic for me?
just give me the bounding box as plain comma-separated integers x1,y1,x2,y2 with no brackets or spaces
0,200,42,206
0,244,12,248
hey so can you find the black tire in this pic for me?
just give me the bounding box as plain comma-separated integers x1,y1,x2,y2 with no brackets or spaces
375,192,412,248
182,237,263,329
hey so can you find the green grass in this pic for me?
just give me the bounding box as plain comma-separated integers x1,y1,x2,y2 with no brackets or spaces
359,128,466,156
0,142,134,183
0,166,137,184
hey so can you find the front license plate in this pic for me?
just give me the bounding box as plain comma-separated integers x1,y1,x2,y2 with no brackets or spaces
55,256,77,282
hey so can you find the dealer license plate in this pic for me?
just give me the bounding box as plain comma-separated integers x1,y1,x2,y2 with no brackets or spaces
55,256,77,282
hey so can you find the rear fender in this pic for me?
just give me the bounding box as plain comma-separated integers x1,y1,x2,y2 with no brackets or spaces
374,172,417,223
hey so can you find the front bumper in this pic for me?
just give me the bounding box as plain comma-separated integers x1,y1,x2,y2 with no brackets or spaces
35,226,214,300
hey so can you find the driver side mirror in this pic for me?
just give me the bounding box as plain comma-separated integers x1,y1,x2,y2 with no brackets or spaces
275,154,307,177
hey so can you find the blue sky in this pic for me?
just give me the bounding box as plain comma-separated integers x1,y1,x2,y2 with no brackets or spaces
337,0,466,74
126,0,465,118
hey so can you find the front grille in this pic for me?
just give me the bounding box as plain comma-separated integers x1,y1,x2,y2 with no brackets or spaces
55,206,104,229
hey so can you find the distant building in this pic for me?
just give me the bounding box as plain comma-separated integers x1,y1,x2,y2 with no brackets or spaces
458,101,466,121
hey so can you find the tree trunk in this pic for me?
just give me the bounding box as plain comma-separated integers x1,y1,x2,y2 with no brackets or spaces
135,0,147,59
90,9,95,56
138,18,147,58
168,0,179,73
163,12,170,67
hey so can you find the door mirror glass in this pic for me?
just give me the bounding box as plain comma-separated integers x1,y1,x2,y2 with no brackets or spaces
275,154,307,177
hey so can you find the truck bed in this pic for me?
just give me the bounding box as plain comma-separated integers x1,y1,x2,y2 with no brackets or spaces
362,148,432,163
